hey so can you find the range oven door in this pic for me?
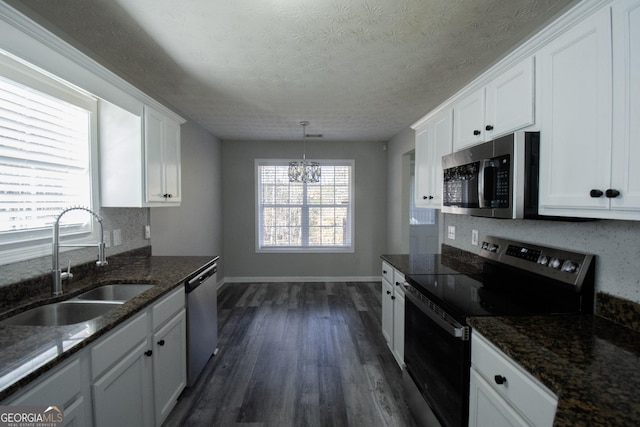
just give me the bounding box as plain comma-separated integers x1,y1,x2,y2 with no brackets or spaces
404,281,470,427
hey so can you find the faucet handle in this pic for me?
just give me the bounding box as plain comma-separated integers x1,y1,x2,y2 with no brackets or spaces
61,260,74,281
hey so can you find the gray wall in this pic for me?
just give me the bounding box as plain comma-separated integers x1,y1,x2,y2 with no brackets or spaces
386,128,414,254
222,139,387,280
151,120,223,274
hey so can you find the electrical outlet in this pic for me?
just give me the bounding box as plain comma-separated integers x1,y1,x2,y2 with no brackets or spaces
113,229,122,246
447,225,456,240
472,229,479,246
144,225,151,240
103,231,111,248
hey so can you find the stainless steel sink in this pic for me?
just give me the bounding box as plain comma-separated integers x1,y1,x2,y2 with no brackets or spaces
73,284,153,302
0,301,121,326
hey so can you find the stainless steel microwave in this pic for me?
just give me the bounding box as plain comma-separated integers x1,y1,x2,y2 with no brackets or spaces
442,131,540,219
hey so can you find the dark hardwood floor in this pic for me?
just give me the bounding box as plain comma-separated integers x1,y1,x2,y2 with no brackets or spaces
166,281,417,427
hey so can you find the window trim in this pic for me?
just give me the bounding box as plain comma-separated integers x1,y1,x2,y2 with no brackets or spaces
255,158,355,254
0,50,100,265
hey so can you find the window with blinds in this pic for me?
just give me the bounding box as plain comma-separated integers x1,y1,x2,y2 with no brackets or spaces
256,159,354,252
0,52,96,263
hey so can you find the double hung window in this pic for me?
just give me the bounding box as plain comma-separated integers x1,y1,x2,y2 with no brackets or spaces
0,52,97,264
256,159,354,252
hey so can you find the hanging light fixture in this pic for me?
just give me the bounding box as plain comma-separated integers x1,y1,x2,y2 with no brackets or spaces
288,121,321,183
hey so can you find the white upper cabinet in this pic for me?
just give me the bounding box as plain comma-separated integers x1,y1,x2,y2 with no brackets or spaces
144,105,182,204
414,108,453,207
538,2,640,220
453,57,535,151
610,0,640,213
99,101,183,207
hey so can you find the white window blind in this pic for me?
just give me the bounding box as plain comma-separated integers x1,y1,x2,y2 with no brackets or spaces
0,52,96,262
256,160,354,252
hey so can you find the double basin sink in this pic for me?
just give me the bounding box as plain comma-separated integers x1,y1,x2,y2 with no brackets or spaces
0,284,153,327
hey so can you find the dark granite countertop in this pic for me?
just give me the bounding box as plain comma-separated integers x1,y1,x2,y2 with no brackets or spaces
468,315,640,427
381,250,483,279
0,252,217,401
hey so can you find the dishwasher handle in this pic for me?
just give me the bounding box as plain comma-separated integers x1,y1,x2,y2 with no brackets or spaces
186,263,217,293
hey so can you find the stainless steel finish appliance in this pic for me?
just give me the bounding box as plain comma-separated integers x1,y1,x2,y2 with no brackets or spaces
403,236,595,427
185,258,219,387
442,131,540,219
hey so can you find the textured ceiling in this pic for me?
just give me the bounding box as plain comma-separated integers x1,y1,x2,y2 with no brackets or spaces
7,0,577,141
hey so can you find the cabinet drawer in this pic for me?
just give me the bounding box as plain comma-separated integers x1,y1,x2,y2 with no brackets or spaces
152,286,185,330
471,332,557,427
92,311,148,378
8,357,80,407
393,269,405,295
382,261,394,284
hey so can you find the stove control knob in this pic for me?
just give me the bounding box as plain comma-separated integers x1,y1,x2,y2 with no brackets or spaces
561,260,579,273
538,255,549,266
549,257,562,269
488,244,499,253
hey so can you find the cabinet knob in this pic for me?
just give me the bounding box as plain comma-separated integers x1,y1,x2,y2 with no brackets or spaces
158,339,166,346
395,282,401,286
590,189,603,198
145,350,153,357
494,375,507,385
391,295,396,300
473,130,481,136
383,270,387,274
163,193,173,199
605,189,620,198
485,125,494,131
386,290,391,295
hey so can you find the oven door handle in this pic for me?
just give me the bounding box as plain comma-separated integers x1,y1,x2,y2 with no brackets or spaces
404,283,469,341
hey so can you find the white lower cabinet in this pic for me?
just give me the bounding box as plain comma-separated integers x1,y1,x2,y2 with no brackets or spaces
381,261,405,368
469,331,557,427
5,356,91,426
92,287,186,427
93,339,153,427
152,309,187,425
2,286,187,427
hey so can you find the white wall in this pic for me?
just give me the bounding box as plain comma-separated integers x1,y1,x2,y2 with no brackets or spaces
222,139,387,280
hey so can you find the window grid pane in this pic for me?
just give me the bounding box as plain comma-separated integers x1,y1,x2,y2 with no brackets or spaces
257,161,352,251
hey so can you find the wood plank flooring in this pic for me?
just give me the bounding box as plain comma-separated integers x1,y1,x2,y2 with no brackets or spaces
168,282,417,427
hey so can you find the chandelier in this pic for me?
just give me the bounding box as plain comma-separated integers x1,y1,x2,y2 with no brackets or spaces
288,121,321,183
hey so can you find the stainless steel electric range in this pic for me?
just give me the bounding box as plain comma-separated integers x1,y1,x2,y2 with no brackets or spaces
402,236,595,427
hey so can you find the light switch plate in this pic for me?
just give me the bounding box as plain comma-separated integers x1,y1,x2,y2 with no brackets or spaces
472,229,479,246
103,231,111,248
144,225,151,240
447,225,455,240
113,229,122,246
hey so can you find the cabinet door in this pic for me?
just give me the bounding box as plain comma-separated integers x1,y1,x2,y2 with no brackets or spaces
485,57,535,140
415,109,452,207
537,8,612,215
453,88,485,150
469,368,529,427
144,106,166,203
414,125,432,207
611,0,640,212
392,290,404,367
153,309,187,425
381,278,394,346
93,340,153,427
163,118,181,202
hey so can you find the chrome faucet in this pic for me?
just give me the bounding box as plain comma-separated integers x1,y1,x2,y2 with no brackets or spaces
52,206,108,296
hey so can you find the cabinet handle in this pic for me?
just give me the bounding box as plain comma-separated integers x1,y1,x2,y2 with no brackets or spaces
391,295,396,300
485,125,494,131
473,130,481,136
145,350,153,357
590,189,603,198
494,375,507,385
386,290,391,295
395,282,401,286
605,189,620,198
158,339,166,346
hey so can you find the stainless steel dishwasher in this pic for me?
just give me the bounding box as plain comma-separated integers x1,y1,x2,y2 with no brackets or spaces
185,259,219,387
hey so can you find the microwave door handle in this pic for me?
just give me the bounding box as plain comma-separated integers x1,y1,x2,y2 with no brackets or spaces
478,160,487,208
